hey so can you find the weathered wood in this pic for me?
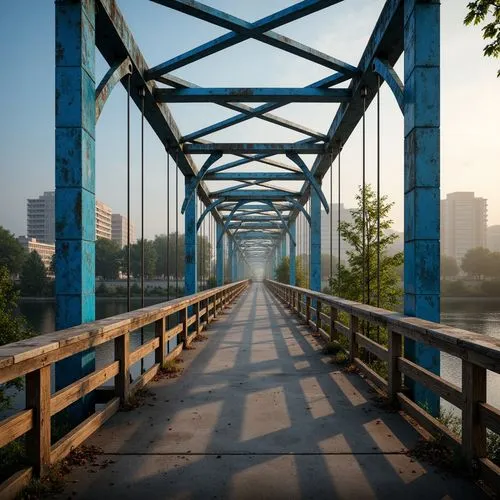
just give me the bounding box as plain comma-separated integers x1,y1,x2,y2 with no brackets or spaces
462,360,487,463
349,315,358,362
355,332,388,361
0,467,32,500
388,329,402,402
478,458,500,494
0,409,33,448
114,332,130,404
129,337,160,366
195,302,200,335
166,323,183,341
306,296,311,324
164,343,183,363
51,361,119,416
25,365,51,476
316,300,322,332
181,308,188,347
330,306,338,342
130,363,160,394
354,358,388,391
155,317,166,366
397,357,462,409
479,402,500,436
50,397,120,464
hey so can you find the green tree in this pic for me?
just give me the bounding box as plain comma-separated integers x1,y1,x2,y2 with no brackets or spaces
465,0,500,76
329,184,403,310
49,253,56,276
0,266,33,409
275,256,307,287
95,238,122,279
128,239,158,279
441,255,459,280
461,247,492,279
0,226,25,275
20,251,48,297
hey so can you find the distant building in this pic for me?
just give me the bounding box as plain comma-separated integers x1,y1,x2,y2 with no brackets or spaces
17,236,55,271
26,191,117,242
441,192,488,262
96,200,112,240
320,203,353,262
27,191,55,244
488,225,500,252
112,213,136,248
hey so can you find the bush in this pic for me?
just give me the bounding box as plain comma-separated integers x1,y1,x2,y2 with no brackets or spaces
441,280,472,297
481,279,500,297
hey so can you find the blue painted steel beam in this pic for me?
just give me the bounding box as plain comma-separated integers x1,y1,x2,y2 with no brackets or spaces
55,0,96,416
155,87,351,103
289,220,296,285
185,175,198,294
147,0,350,78
204,172,305,181
207,154,300,175
403,0,441,416
183,73,349,142
310,183,322,292
184,143,325,155
216,222,224,286
211,190,301,200
373,57,404,113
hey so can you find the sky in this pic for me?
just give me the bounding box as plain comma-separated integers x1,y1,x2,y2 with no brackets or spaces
0,0,498,240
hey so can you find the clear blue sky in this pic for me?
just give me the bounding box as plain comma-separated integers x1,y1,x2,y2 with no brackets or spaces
0,0,498,239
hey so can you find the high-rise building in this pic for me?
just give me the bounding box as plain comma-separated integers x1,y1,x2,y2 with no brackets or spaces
487,225,500,252
96,200,112,240
441,192,488,262
17,236,55,271
26,191,115,242
27,191,55,244
112,213,136,248
320,203,353,262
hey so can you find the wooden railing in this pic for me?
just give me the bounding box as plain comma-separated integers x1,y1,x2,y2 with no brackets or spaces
265,279,500,491
0,280,249,497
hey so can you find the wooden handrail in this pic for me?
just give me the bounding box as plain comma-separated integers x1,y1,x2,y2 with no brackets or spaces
264,279,500,492
0,280,250,497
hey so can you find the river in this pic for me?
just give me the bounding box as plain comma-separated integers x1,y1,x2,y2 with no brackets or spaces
14,296,500,413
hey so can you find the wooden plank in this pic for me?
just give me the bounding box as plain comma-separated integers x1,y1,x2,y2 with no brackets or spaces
155,317,166,366
164,343,183,363
114,332,130,404
354,358,388,391
479,402,500,436
186,332,197,347
397,357,462,409
130,363,160,394
187,315,196,328
166,323,183,341
51,361,119,417
355,332,389,361
349,315,358,362
0,409,33,448
397,392,460,448
26,365,51,476
388,329,402,402
50,398,120,465
478,458,500,494
129,337,160,366
0,467,32,500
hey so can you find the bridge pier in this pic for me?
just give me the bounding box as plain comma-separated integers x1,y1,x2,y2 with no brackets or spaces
54,0,96,413
185,176,198,294
403,0,441,416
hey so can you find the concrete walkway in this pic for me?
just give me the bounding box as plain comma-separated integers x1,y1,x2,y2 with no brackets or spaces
59,283,485,499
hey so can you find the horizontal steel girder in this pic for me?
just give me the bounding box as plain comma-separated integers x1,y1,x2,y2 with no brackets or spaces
147,0,352,78
210,190,300,200
154,87,351,103
183,143,325,155
204,172,305,181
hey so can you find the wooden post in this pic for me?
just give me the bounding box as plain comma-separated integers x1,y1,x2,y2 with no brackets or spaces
316,300,322,332
155,317,166,366
330,306,337,342
388,328,402,402
181,307,188,347
462,360,487,465
297,292,301,316
26,366,51,476
306,296,311,325
195,301,200,335
213,294,218,319
349,315,359,363
115,332,130,404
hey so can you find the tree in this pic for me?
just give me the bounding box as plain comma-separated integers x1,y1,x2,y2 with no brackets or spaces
441,255,459,280
0,266,33,409
20,251,48,297
461,247,492,279
329,184,403,310
49,253,56,276
275,256,307,287
0,226,25,275
465,1,500,76
128,239,158,279
95,238,122,279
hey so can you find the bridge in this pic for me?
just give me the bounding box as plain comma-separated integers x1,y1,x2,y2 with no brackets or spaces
0,0,499,497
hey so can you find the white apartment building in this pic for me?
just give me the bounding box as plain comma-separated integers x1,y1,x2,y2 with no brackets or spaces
320,203,353,262
17,236,55,271
441,192,488,262
27,191,55,244
96,200,112,240
111,213,136,248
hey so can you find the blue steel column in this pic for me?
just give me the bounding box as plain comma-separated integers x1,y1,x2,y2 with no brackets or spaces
281,235,287,260
310,183,322,292
55,0,96,399
289,220,296,285
404,0,440,416
228,238,234,282
216,222,224,286
232,243,238,281
184,176,198,294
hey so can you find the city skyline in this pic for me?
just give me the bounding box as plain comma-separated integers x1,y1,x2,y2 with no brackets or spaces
0,1,498,240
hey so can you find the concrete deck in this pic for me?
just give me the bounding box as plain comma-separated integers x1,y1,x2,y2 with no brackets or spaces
59,283,485,499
